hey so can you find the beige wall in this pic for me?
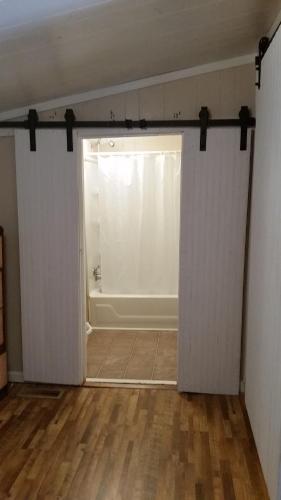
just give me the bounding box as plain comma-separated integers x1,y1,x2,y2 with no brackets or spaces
0,63,255,373
0,137,22,372
85,135,182,153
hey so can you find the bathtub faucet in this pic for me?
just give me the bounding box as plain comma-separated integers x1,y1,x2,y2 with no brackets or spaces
93,265,101,282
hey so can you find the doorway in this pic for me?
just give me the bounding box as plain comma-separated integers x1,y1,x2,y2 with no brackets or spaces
82,134,182,385
14,127,250,392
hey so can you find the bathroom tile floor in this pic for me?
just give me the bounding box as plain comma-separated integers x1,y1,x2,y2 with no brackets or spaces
87,330,177,381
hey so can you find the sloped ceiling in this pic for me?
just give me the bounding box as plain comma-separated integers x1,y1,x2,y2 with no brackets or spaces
0,0,280,112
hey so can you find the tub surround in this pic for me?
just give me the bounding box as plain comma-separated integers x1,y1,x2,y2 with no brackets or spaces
88,292,178,330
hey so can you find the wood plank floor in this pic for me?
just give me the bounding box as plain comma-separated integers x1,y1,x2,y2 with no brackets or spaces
87,330,177,381
0,384,268,499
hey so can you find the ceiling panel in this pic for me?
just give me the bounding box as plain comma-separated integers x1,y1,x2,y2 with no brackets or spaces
0,0,280,112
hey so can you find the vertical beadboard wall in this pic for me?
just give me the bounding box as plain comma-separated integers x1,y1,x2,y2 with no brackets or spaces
15,130,82,385
245,29,281,500
178,128,250,394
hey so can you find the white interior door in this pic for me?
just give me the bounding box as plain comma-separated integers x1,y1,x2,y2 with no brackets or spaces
178,128,251,394
15,129,83,385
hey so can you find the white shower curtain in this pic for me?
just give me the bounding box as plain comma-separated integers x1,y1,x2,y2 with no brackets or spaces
85,151,181,295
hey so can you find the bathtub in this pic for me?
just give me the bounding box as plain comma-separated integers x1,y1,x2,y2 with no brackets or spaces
88,291,178,330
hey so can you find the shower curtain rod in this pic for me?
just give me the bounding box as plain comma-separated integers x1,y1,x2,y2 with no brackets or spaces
85,150,182,157
0,106,255,153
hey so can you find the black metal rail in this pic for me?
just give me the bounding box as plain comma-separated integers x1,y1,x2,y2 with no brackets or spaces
0,106,255,152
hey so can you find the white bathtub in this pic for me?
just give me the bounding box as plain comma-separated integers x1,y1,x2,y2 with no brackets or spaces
88,291,178,330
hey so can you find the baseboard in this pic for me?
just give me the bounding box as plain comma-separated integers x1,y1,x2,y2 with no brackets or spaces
8,371,24,383
0,386,8,399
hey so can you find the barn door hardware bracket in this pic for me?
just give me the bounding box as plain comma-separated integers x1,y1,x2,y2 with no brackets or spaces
239,106,251,151
199,107,209,151
26,109,39,151
255,37,270,89
64,109,76,152
125,119,133,129
139,119,147,129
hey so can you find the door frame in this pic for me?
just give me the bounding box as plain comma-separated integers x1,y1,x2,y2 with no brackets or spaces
76,127,186,385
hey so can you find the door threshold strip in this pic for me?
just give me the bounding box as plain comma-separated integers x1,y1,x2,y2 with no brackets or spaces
84,377,177,389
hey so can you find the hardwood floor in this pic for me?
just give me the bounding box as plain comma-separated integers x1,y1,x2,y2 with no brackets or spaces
0,384,268,499
87,330,177,381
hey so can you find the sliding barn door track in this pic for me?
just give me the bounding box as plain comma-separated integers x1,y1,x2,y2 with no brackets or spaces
0,106,255,152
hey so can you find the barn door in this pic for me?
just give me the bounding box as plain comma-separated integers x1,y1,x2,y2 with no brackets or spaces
178,128,251,394
15,130,83,385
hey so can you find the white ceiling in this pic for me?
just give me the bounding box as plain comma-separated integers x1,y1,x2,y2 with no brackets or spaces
0,0,280,113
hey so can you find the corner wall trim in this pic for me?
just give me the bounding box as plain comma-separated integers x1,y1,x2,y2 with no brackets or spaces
0,129,14,137
8,371,24,383
0,54,255,121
